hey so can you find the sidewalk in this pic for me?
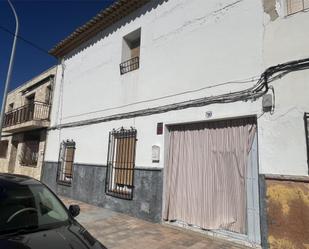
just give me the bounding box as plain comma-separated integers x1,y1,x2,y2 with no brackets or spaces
62,197,251,249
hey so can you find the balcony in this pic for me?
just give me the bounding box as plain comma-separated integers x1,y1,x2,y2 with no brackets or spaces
120,56,139,75
3,101,50,133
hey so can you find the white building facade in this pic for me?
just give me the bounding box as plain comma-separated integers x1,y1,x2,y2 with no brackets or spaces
42,0,309,248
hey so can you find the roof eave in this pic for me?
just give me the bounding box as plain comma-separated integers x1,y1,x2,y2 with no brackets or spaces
49,0,150,58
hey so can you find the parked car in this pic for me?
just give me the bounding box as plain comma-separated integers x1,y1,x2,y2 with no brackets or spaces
0,173,107,249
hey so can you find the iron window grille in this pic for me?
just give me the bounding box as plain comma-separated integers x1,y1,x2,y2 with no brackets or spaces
57,140,76,186
19,133,40,167
105,127,137,200
19,141,40,167
287,0,309,15
119,57,139,75
305,113,309,173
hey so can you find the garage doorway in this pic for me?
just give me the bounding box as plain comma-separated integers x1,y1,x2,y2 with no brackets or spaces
163,117,260,244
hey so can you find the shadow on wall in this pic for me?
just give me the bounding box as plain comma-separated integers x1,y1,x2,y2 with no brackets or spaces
65,0,168,60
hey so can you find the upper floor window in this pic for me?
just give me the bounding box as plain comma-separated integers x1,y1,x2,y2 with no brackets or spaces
120,28,141,75
25,94,35,105
0,140,9,158
287,0,309,15
45,85,52,104
57,140,76,185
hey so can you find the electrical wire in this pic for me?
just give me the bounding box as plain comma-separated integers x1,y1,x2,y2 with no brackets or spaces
62,76,260,120
49,57,309,130
0,25,55,58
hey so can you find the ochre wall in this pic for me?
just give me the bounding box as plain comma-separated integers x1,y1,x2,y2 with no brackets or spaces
266,177,309,249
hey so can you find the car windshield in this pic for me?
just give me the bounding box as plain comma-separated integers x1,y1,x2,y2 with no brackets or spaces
0,182,69,235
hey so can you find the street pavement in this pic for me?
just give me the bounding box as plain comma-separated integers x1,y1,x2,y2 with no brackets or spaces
61,197,251,249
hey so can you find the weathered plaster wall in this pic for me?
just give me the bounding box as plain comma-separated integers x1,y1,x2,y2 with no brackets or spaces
265,176,309,249
263,0,279,21
260,0,309,176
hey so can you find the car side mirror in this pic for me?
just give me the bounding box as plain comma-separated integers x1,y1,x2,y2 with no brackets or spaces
69,205,80,217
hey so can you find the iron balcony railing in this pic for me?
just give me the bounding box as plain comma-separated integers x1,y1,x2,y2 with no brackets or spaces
3,101,50,128
119,56,139,75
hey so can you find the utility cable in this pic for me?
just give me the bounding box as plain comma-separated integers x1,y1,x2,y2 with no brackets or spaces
0,25,55,58
49,57,309,130
62,76,260,120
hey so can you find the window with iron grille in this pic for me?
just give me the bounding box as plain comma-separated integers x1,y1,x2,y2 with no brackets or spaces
19,133,40,167
305,113,309,171
287,0,309,15
105,128,137,200
57,140,76,185
120,28,141,75
0,140,9,158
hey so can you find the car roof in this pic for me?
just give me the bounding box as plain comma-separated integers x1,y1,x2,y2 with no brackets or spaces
0,173,41,187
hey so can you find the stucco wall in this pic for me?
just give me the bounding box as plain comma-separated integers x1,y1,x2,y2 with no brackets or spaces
45,0,309,177
260,0,309,176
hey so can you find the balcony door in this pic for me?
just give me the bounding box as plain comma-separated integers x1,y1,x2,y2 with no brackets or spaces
25,94,35,121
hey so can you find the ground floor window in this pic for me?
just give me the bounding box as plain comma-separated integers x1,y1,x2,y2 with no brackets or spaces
19,133,40,167
57,140,75,185
0,140,9,158
105,127,137,200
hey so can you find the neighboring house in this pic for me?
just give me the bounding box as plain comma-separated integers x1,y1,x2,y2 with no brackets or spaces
0,66,56,179
42,0,309,248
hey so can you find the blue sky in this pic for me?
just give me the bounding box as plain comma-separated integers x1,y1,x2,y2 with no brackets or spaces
0,0,114,102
